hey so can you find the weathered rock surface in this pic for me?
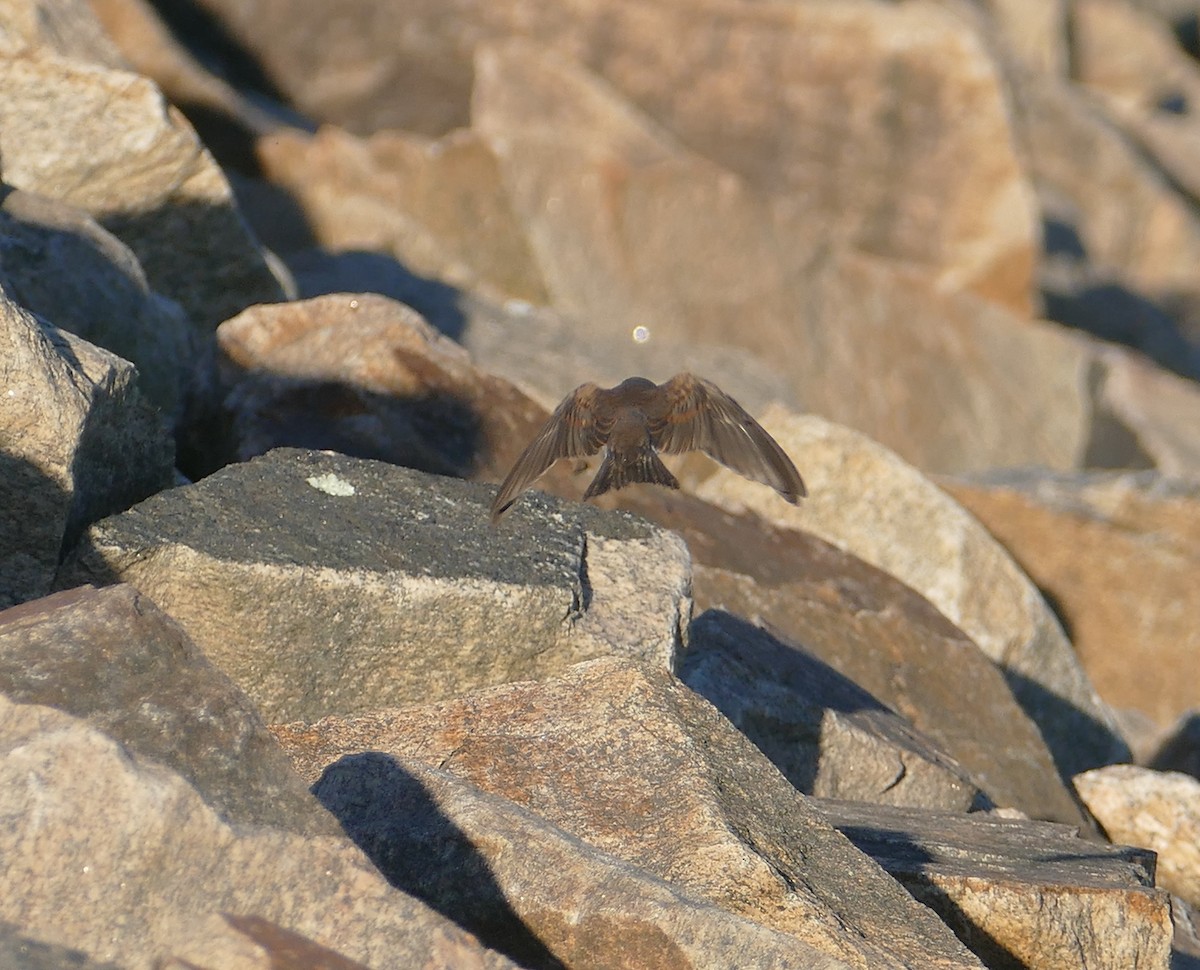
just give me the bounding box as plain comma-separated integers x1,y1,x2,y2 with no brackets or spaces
610,490,1086,825
683,610,989,815
56,448,691,722
0,695,517,969
0,583,337,836
0,293,174,609
0,48,283,330
692,410,1130,780
158,914,374,970
274,656,988,970
200,292,561,486
811,799,1173,970
0,184,196,419
1075,764,1200,910
941,469,1200,727
315,753,855,970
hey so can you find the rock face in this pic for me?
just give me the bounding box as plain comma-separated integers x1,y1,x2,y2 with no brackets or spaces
1075,764,1200,910
692,410,1130,781
0,292,174,609
275,656,986,970
941,469,1200,728
56,449,691,722
0,695,517,969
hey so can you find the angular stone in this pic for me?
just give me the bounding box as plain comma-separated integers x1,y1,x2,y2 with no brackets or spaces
159,914,373,970
611,490,1085,825
0,49,283,330
56,449,690,722
314,754,855,970
1075,764,1200,910
253,126,549,305
0,294,174,609
274,657,987,970
0,184,196,419
941,469,1200,728
0,0,124,63
683,610,988,814
811,799,1173,970
0,583,337,836
692,410,1130,779
200,292,561,487
0,696,517,969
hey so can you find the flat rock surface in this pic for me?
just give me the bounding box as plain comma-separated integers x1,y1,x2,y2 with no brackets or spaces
274,656,986,970
56,448,691,722
811,799,1173,970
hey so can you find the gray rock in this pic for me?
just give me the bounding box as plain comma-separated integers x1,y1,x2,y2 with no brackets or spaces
0,49,283,332
812,799,1173,970
273,656,987,970
0,184,196,420
315,753,854,970
56,448,690,722
0,695,517,970
0,583,337,836
683,610,987,813
0,293,174,609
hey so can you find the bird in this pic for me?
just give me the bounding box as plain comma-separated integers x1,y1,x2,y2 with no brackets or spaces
490,373,806,521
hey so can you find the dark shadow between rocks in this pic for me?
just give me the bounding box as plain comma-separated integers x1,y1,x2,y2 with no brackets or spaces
312,752,567,970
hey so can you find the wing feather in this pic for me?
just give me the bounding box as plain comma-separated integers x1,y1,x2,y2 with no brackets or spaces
651,374,806,503
490,383,607,520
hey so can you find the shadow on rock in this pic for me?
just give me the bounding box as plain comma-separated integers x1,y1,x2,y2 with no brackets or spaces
312,752,567,970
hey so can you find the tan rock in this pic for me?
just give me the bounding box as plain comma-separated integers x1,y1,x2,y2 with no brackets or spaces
941,469,1200,727
692,410,1130,779
0,0,123,63
812,799,1174,970
0,584,337,836
204,292,558,485
0,49,283,329
966,0,1069,74
274,657,988,970
0,294,174,609
0,696,517,969
159,915,373,970
254,126,548,305
1075,764,1200,910
313,754,856,970
56,449,691,722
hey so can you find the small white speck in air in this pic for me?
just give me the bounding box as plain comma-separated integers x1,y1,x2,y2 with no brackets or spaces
632,326,651,344
306,473,356,497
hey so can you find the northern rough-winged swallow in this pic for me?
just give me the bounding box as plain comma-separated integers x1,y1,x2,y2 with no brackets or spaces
491,373,806,521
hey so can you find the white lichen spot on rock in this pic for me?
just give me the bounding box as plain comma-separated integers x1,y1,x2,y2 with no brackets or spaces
305,474,356,497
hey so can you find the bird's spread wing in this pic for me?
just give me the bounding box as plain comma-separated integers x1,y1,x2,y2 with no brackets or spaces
651,373,806,503
491,383,607,520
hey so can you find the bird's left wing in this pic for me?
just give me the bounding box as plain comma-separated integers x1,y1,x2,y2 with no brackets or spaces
651,373,806,503
490,383,607,521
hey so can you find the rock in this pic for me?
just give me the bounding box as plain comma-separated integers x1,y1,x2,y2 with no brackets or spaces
0,921,122,970
0,49,284,331
0,183,196,420
56,448,691,722
177,0,1038,313
0,294,174,609
683,610,989,815
314,753,855,970
0,0,124,64
692,410,1130,780
1148,710,1200,778
1014,62,1200,354
159,914,373,970
811,799,1173,970
0,583,337,836
1075,764,1200,910
611,491,1086,825
273,656,988,970
940,469,1200,728
966,0,1068,74
198,292,559,484
0,695,517,969
253,125,549,305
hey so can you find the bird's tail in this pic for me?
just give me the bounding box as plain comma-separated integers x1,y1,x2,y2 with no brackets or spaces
584,446,680,499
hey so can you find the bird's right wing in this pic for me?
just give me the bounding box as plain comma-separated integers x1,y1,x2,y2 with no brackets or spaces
490,383,607,521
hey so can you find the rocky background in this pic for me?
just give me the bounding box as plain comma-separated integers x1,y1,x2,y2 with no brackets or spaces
2,0,1200,967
